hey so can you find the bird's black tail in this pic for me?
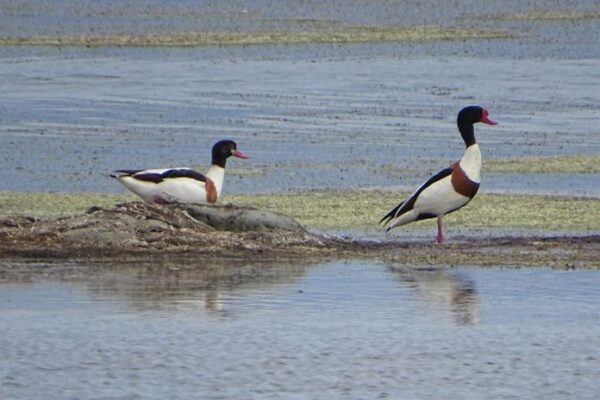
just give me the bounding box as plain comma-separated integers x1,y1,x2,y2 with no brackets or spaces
379,201,405,226
110,169,140,178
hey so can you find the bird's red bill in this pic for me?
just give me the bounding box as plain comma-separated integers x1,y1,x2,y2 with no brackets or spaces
480,109,498,125
232,150,250,159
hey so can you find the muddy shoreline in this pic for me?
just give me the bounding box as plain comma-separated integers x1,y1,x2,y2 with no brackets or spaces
3,231,598,269
2,202,598,268
3,236,597,269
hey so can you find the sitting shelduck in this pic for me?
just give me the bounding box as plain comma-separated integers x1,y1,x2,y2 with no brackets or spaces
380,106,498,243
111,140,249,204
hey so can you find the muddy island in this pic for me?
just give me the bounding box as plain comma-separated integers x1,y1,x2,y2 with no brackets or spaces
0,202,341,259
1,201,598,268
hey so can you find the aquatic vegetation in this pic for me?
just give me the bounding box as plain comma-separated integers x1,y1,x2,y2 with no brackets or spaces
0,192,134,218
376,155,600,178
2,190,597,233
231,191,600,232
450,193,599,231
226,167,267,177
483,154,600,173
0,26,515,47
496,10,600,21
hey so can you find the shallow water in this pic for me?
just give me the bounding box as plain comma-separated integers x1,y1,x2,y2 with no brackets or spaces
1,55,599,196
1,259,599,399
1,3,600,196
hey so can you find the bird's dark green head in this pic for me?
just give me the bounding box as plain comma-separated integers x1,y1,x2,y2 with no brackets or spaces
457,106,497,126
456,106,498,147
211,140,249,167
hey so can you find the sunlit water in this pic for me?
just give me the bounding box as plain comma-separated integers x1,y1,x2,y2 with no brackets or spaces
2,260,599,399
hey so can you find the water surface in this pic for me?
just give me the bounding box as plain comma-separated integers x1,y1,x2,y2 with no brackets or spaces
2,260,599,399
1,0,599,196
1,56,599,196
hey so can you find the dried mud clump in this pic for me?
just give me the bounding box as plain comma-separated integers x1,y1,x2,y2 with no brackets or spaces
0,202,340,258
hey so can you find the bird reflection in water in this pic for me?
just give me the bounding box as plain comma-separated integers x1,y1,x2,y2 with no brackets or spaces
58,258,316,316
390,266,479,326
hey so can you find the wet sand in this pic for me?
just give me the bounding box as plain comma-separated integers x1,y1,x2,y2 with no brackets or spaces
3,234,599,269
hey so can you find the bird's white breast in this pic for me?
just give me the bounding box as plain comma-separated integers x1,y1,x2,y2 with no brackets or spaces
205,165,225,197
459,144,481,183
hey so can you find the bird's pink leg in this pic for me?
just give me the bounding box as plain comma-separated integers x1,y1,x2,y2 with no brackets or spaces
436,217,445,244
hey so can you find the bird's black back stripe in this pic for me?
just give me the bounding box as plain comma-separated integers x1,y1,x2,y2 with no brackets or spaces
131,173,165,183
379,200,405,225
160,169,207,182
125,169,208,184
380,167,453,224
113,169,142,176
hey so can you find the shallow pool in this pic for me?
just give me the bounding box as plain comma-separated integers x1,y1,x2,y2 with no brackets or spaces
1,259,599,399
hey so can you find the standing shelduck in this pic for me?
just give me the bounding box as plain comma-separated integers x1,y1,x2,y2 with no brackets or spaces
111,140,249,204
380,106,498,243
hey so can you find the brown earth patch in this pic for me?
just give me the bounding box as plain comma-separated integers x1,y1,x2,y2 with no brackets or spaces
0,202,598,268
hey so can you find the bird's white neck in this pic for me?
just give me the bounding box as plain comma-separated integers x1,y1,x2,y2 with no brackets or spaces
206,165,225,196
459,144,481,183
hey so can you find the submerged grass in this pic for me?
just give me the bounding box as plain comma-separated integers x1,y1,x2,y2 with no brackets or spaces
0,26,515,47
0,192,135,218
2,190,598,232
230,191,600,232
484,154,600,174
374,155,600,180
496,10,600,21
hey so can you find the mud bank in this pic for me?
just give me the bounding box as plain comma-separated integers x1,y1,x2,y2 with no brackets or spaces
0,202,331,258
1,202,598,268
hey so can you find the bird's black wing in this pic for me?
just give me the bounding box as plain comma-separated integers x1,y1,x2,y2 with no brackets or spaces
380,167,453,225
113,168,207,184
159,169,207,182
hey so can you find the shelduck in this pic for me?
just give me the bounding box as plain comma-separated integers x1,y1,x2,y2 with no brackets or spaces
111,140,249,204
380,106,498,243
